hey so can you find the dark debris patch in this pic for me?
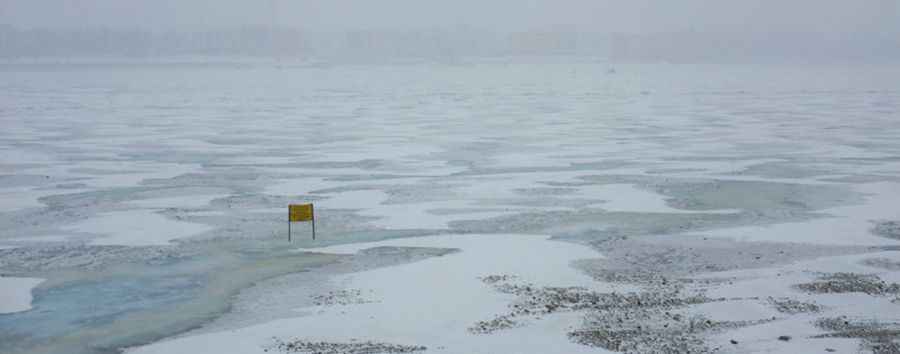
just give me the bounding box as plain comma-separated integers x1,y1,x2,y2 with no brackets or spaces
478,274,517,285
480,275,713,317
814,316,900,354
796,273,900,296
768,297,822,314
469,315,520,334
469,274,745,352
815,316,900,338
570,312,774,354
312,289,373,306
471,233,877,353
266,338,426,354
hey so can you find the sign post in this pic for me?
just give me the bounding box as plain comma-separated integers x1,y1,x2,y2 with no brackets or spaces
288,203,315,242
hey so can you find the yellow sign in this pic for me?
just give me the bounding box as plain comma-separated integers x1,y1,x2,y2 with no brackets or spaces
289,204,314,222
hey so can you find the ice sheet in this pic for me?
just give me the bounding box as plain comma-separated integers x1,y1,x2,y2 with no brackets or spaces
0,276,44,314
695,182,900,245
130,234,622,354
127,194,225,209
0,187,60,212
3,61,900,354
63,210,213,246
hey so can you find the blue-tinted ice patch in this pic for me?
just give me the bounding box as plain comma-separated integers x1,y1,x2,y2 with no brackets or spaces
0,274,202,341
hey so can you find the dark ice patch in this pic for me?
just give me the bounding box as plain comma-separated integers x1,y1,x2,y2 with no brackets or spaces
796,273,900,296
861,258,900,271
814,316,900,354
871,220,900,240
267,338,426,354
0,174,63,188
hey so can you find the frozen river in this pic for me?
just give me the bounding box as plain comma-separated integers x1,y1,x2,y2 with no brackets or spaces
2,60,900,353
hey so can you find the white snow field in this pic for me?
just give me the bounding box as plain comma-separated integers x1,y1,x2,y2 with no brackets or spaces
1,61,900,354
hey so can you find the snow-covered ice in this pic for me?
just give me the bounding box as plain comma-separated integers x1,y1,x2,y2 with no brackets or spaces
63,210,213,246
0,276,43,314
127,194,225,209
694,182,900,246
130,234,622,354
2,61,899,354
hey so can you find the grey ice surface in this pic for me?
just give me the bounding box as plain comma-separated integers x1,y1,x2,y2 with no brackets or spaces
1,61,900,354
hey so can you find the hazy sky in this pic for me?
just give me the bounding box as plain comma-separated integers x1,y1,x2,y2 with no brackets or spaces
1,0,898,33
